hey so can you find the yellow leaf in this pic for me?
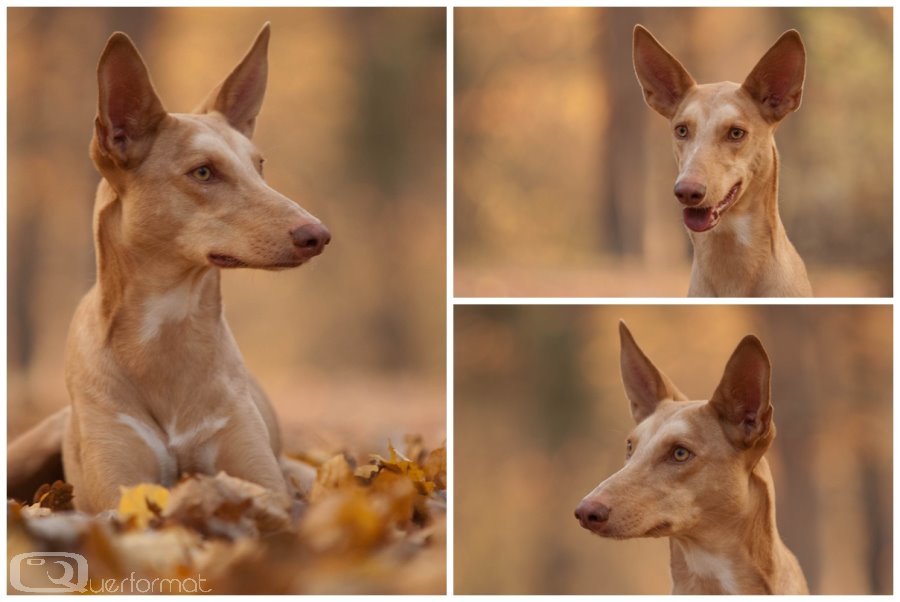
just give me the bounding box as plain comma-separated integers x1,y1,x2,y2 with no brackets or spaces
424,446,447,490
404,434,426,464
310,454,355,502
118,483,169,529
369,441,445,495
354,463,381,481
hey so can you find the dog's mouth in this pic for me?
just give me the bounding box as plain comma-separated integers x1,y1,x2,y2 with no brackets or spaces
581,520,671,540
208,254,248,269
643,521,672,537
683,182,741,233
207,253,304,270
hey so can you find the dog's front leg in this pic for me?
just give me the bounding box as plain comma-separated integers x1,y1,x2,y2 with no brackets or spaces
214,420,291,508
66,410,173,513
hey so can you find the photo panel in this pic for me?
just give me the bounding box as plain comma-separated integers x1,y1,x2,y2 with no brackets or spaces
455,304,891,594
7,7,446,594
455,7,892,297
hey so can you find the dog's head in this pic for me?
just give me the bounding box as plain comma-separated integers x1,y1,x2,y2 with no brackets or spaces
632,25,805,234
574,321,776,540
90,24,329,270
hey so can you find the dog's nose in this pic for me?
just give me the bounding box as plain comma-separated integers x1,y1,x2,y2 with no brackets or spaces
574,499,610,528
674,180,706,206
290,223,331,258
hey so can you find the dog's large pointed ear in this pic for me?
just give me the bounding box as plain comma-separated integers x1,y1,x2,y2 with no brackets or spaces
741,30,805,123
619,321,687,424
94,32,167,168
709,335,774,449
196,22,270,138
632,24,696,119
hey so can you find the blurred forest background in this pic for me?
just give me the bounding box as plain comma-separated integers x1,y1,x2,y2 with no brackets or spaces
455,8,892,297
455,305,892,594
8,8,446,453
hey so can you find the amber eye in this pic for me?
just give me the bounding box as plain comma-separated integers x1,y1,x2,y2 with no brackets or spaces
672,446,692,462
675,125,689,138
728,127,745,140
191,166,213,181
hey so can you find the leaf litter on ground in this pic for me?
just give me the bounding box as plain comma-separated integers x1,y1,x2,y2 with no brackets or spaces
7,436,446,594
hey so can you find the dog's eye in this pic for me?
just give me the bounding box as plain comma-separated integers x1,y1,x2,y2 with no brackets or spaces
728,127,745,140
191,166,213,182
671,446,692,462
675,125,689,138
625,440,633,456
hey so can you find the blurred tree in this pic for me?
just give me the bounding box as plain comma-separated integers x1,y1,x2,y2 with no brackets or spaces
756,308,821,591
523,308,591,451
599,8,646,257
345,8,446,373
8,209,38,375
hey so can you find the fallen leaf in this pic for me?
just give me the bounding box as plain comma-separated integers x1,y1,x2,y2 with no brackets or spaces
353,463,381,482
8,437,446,594
310,454,355,502
118,483,170,529
163,472,291,538
424,445,447,489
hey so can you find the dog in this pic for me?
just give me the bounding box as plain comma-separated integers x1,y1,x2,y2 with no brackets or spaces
574,322,808,594
8,24,329,513
632,25,812,297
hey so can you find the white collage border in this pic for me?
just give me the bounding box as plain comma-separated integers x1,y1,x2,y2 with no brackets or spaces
1,0,897,598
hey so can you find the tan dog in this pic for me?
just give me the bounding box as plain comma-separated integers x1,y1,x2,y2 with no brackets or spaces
575,322,808,594
10,24,330,513
633,25,812,297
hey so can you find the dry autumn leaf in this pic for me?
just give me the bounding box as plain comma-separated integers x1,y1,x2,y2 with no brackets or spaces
310,454,356,503
34,480,75,511
163,472,292,538
369,441,445,496
424,446,447,490
118,483,170,529
354,463,381,481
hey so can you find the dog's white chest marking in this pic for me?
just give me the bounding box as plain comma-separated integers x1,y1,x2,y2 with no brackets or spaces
139,279,201,344
167,415,229,474
166,416,229,449
117,413,229,485
117,413,178,486
726,214,753,247
683,547,737,594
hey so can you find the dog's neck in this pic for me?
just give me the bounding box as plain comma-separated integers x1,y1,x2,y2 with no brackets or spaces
667,458,788,594
686,144,789,295
92,180,225,359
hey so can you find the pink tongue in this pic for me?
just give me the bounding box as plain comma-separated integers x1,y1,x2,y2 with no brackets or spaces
683,207,715,232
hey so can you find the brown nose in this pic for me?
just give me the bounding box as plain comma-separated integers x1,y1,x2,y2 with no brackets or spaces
574,499,610,529
290,223,331,258
674,179,706,206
